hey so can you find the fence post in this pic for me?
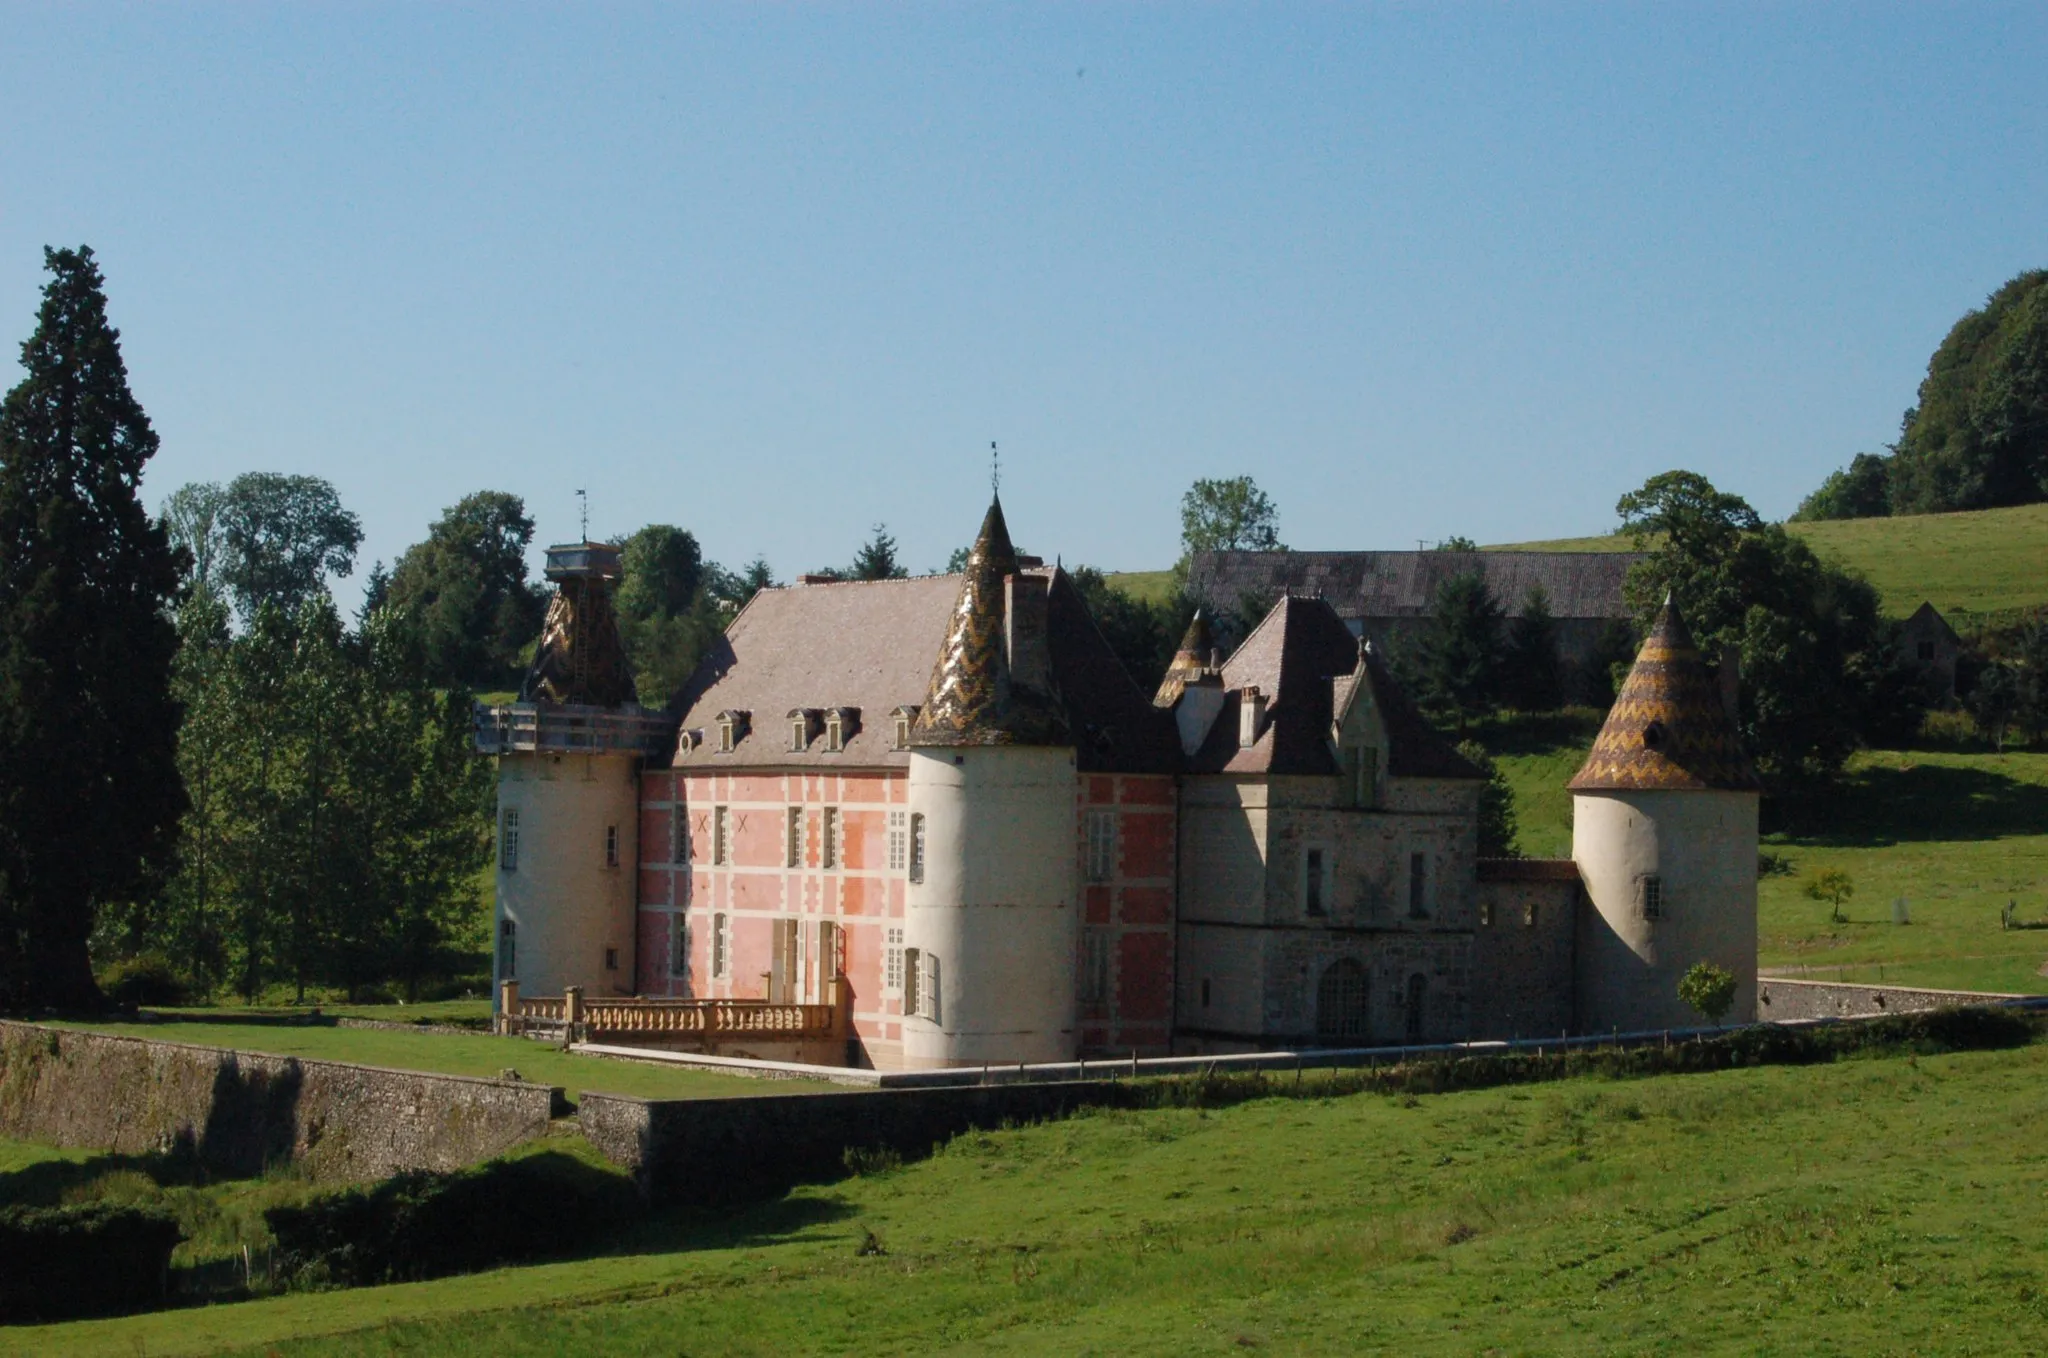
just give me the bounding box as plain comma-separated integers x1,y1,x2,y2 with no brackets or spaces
564,985,585,1044
499,979,520,1035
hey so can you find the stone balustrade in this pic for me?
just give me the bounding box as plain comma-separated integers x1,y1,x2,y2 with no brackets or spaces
498,980,843,1046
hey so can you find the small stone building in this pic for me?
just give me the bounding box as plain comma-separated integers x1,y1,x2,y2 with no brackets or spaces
1898,601,1961,700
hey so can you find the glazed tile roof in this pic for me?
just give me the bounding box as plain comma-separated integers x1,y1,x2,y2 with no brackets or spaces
1152,610,1217,709
1188,549,1643,622
1567,599,1760,793
911,498,1069,748
1187,594,1481,780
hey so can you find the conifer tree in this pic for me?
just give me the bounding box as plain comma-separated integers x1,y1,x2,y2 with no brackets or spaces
0,247,184,1009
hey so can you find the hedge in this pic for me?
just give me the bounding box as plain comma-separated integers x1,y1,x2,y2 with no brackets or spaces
0,1202,183,1323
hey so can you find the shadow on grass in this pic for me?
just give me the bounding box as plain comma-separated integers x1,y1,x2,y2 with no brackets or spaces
0,1146,250,1209
1778,762,2048,848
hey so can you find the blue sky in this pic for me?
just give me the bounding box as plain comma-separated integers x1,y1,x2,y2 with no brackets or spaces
2,4,2044,596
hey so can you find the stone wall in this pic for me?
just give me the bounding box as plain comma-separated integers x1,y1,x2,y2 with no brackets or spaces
1756,978,2026,1023
0,1021,555,1181
1472,859,1579,1039
581,1080,1145,1204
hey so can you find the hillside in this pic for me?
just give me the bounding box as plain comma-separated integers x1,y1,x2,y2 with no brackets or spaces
23,1035,2048,1355
1485,502,2048,619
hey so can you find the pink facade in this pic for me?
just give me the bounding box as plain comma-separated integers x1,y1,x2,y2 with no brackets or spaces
1076,773,1177,1055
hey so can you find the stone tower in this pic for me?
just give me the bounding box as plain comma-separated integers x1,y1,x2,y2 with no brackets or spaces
901,498,1078,1068
476,542,674,1009
1569,597,1760,1032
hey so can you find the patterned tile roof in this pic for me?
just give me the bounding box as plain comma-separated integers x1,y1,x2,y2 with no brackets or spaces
1152,609,1216,709
910,497,1069,747
521,557,637,708
1567,598,1760,793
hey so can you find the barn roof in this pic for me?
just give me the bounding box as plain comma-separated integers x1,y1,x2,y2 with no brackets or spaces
1187,549,1644,621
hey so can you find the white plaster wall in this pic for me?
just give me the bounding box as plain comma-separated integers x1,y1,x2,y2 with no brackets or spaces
494,751,641,1004
1572,789,1757,1033
901,746,1078,1067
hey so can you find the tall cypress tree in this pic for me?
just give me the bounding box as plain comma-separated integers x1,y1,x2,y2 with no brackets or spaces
0,247,184,1009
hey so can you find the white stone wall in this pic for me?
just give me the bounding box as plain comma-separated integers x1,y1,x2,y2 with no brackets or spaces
901,746,1078,1067
494,750,641,1003
1572,788,1757,1032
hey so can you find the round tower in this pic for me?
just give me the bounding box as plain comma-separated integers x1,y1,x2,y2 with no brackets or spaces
902,498,1078,1068
477,542,675,1010
1569,598,1760,1032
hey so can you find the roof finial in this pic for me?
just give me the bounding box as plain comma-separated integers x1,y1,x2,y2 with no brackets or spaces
990,440,1000,499
576,488,589,543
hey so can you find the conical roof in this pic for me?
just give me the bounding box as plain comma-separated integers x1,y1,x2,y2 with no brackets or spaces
521,548,637,708
1152,609,1216,708
910,498,1068,747
1568,598,1759,793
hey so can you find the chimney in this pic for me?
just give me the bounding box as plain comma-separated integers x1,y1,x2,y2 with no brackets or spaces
796,573,834,586
1004,573,1051,693
1239,686,1266,748
1719,644,1740,723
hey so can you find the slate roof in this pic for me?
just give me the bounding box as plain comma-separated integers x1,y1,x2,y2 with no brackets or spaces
1187,594,1481,780
1567,598,1760,793
1188,549,1644,621
1045,569,1182,774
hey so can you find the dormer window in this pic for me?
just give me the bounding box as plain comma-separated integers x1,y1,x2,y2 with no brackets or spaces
786,708,820,752
892,705,920,750
825,707,859,753
715,710,750,753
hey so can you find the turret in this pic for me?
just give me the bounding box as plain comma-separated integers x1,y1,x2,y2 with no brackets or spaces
1568,598,1760,1032
900,498,1078,1067
475,542,675,1011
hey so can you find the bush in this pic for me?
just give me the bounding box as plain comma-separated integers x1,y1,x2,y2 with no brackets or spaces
0,1203,183,1322
96,951,195,1008
266,1150,641,1288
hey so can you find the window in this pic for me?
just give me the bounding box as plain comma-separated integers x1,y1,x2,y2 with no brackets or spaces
604,947,619,972
1405,974,1427,1042
1639,874,1664,921
894,713,912,749
605,823,620,869
790,716,808,752
1316,959,1369,1043
818,921,842,998
1085,810,1117,883
671,917,689,976
887,811,907,872
1080,928,1112,1005
1304,848,1327,917
712,913,730,978
671,805,689,864
498,918,516,978
1200,978,1212,1009
885,927,905,991
908,813,926,884
499,808,520,871
822,807,840,870
1479,899,1494,927
786,807,804,868
1917,641,1936,662
825,712,844,752
906,949,942,1023
1524,901,1540,928
718,714,738,753
905,947,922,1015
713,806,730,866
1407,852,1430,919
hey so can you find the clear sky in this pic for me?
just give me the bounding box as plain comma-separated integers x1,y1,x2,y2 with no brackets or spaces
3,4,2044,597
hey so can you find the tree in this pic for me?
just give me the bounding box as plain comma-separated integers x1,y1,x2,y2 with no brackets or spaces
1677,961,1738,1026
0,246,186,1009
1179,476,1285,566
1067,567,1192,693
161,480,228,595
211,473,361,622
2018,619,2048,746
1435,535,1478,552
1803,868,1855,925
1454,741,1519,857
616,525,712,707
848,524,908,581
1967,660,2021,751
1792,452,1891,522
1502,584,1562,712
1617,471,1891,787
1418,572,1503,729
383,492,545,691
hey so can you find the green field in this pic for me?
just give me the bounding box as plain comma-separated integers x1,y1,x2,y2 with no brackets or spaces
13,1036,2048,1356
49,1015,828,1104
1486,718,2048,996
1485,501,2048,620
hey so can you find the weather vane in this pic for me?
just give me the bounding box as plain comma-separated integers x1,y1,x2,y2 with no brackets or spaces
991,441,1000,497
576,488,588,542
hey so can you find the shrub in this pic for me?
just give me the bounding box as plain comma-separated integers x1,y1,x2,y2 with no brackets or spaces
1677,962,1739,1025
96,951,195,1007
266,1150,640,1288
0,1203,183,1322
1803,869,1855,924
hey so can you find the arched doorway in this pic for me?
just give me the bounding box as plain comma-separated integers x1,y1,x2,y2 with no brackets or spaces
1316,959,1369,1044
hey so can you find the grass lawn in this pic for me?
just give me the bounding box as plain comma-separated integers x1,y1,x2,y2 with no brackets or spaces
1483,716,2048,995
1106,568,1178,607
46,1015,830,1104
1486,501,2048,619
15,1037,2048,1355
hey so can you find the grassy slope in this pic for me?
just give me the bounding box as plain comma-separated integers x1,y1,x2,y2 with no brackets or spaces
17,1040,2048,1356
46,1016,829,1103
1485,502,2048,618
1105,568,1178,607
1486,720,2048,995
